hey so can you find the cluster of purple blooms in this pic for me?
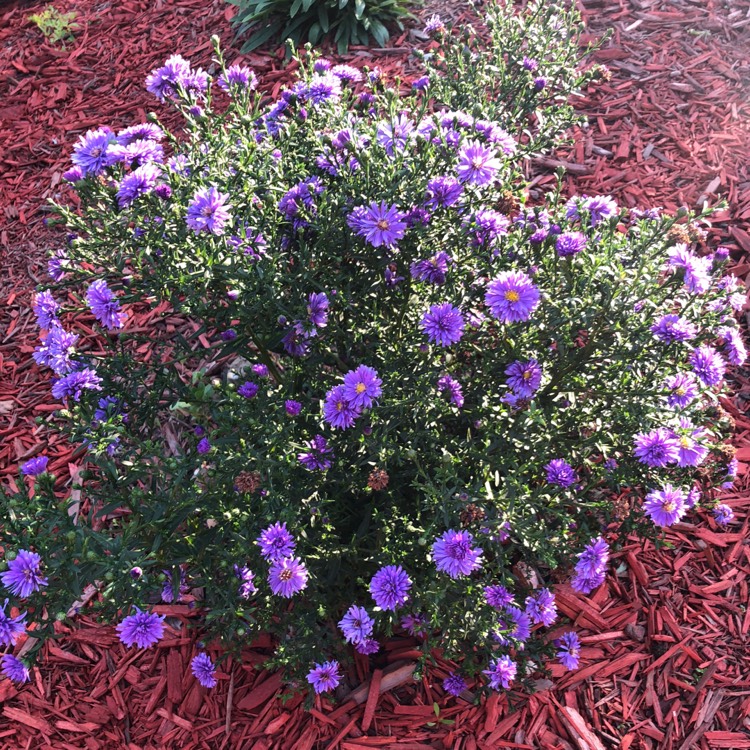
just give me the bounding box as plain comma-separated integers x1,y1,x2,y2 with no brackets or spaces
322,365,382,430
256,522,309,598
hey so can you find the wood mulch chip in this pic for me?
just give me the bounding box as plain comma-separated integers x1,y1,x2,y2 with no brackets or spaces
1,0,750,746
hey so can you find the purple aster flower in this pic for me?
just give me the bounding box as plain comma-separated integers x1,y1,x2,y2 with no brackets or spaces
411,252,452,285
268,556,308,597
71,127,114,176
1,654,29,684
238,381,259,399
424,176,463,209
571,537,609,595
313,58,332,73
145,54,192,100
505,359,542,399
633,428,681,467
0,600,26,647
424,14,445,34
412,75,430,90
401,613,428,637
323,385,361,429
437,375,464,408
47,249,69,282
483,655,516,690
644,484,687,527
234,565,257,599
432,530,483,578
421,303,465,347
282,326,312,358
343,366,382,410
665,372,699,409
651,314,697,344
376,114,414,156
33,290,59,330
474,120,517,153
62,166,84,182
116,163,161,208
533,76,547,90
338,605,375,644
307,661,341,694
351,201,407,248
525,588,557,627
523,56,538,71
221,328,237,342
443,673,467,697
571,569,607,595
218,64,258,93
557,632,581,670
196,437,211,455
256,522,296,561
186,187,232,235
331,64,362,82
355,638,380,655
675,422,708,467
50,367,102,401
545,459,577,488
484,585,514,610
285,399,302,416
304,73,342,105
456,140,501,186
116,123,164,145
497,605,532,643
86,280,126,330
116,607,166,648
717,326,747,366
690,345,726,386
94,396,127,424
161,568,188,603
106,139,164,168
191,653,217,688
406,208,432,227
464,209,511,250
583,195,618,226
685,487,701,509
252,364,269,378
298,435,333,471
370,565,411,611
154,184,171,199
556,232,587,257
20,455,49,476
713,504,734,525
485,271,540,324
307,293,329,328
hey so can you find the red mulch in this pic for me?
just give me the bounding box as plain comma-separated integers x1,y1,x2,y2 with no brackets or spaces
1,0,750,746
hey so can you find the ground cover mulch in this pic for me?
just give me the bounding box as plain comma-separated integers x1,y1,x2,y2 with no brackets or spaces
1,0,749,746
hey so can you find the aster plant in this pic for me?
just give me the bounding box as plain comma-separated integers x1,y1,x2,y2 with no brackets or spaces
1,0,745,696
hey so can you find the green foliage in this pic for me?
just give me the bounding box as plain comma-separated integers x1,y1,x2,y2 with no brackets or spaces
28,5,79,48
227,0,413,53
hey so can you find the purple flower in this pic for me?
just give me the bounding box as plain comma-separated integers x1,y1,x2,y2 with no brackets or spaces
505,359,542,399
298,435,333,471
313,58,332,73
424,14,445,34
483,655,516,690
116,607,166,648
651,314,697,344
343,366,382,410
234,565,257,599
545,459,577,488
523,56,538,71
20,455,49,476
533,77,547,91
218,64,258,93
307,661,341,694
667,246,712,293
331,64,362,82
71,127,114,176
145,54,192,100
485,271,540,324
425,176,463,209
186,187,232,235
197,437,211,455
338,605,375,644
633,428,680,467
252,364,269,378
268,557,309,597
256,522,296,561
665,372,698,409
355,638,380,655
86,280,126,330
484,585,514,610
1,654,29,684
0,600,26,647
411,252,452,285
675,423,707,468
303,73,342,106
583,195,618,226
713,504,734,525
51,367,102,401
370,565,411,611
555,232,587,257
401,613,428,637
412,75,430,91
47,249,69,282
351,201,407,248
437,375,464,408
644,484,687,527
161,568,188,603
432,530,483,578
221,329,235,342
307,293,329,328
474,120,517,153
323,385,361,429
33,291,59,330
191,653,217,688
443,673,467,697
238,381,259,399
62,166,84,182
456,140,501,185
285,399,302,416
421,303,465,346
525,588,557,627
557,632,581,670
717,326,747,366
116,163,161,208
107,140,164,168
690,345,726,386
571,537,609,595
282,326,312,358
376,114,414,156
500,605,532,643
685,487,701,509
116,123,164,145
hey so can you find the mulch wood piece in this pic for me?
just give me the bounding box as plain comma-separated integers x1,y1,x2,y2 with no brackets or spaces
1,0,750,745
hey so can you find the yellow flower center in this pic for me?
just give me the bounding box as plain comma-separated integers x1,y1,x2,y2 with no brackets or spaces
356,383,366,394
504,290,520,303
663,501,676,512
679,437,691,448
675,387,686,396
523,371,532,380
279,569,293,581
376,219,389,231
337,401,344,411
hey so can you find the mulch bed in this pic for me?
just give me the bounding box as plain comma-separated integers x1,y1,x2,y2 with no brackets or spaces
1,0,749,746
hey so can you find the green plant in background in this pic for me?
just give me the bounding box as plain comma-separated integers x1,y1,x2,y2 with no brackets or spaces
228,0,414,53
28,5,79,48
